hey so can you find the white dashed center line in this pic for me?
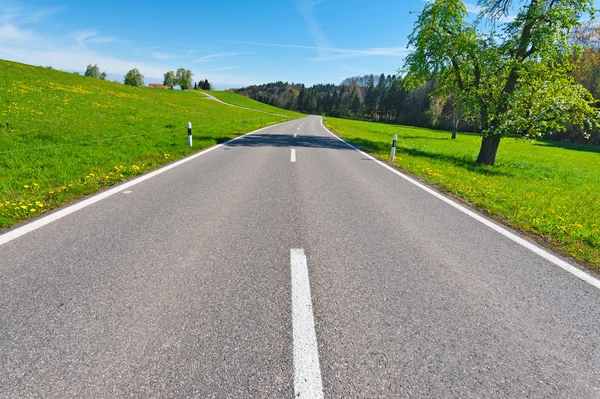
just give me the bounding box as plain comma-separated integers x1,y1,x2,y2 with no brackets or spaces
291,149,296,163
290,248,324,399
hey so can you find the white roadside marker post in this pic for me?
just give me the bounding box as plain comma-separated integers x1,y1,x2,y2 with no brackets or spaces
187,122,193,147
390,134,397,162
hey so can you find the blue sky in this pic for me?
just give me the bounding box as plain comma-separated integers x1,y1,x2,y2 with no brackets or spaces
0,0,598,89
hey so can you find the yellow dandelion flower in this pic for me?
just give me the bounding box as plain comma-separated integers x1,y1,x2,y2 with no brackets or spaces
20,205,27,210
30,208,36,213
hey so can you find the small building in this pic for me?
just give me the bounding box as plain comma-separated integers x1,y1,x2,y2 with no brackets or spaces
149,83,170,89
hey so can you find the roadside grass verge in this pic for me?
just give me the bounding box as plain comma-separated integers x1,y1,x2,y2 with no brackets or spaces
324,117,600,271
205,90,303,117
0,60,298,230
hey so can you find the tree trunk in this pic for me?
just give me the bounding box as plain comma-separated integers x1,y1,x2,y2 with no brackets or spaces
451,111,458,140
476,136,501,165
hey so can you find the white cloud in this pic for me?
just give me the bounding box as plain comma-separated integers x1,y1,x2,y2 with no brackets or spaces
464,3,482,15
0,23,32,42
192,52,240,63
296,0,330,48
212,66,239,71
225,40,408,61
0,2,252,87
71,30,96,46
0,3,63,25
151,51,174,60
70,30,119,46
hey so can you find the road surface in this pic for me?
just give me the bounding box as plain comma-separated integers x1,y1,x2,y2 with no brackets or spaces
2,116,600,398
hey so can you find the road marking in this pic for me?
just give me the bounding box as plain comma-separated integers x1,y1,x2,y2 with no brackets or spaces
297,127,300,130
294,133,298,138
123,191,132,194
318,117,600,291
291,248,324,399
0,121,296,247
291,149,296,163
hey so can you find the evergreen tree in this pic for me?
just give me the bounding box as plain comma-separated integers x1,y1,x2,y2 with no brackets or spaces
364,75,377,119
375,73,387,120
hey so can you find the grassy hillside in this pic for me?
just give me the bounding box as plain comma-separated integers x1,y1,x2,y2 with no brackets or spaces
0,60,299,230
205,90,302,117
324,117,600,271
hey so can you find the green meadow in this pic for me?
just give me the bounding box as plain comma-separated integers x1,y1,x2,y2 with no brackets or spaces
0,60,301,230
324,117,600,270
205,90,301,117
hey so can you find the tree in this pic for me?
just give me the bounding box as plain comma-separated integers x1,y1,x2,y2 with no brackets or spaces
84,64,101,79
124,68,144,87
163,71,176,89
100,71,107,80
364,75,377,119
571,22,600,99
349,88,364,118
203,79,211,90
375,73,387,120
175,68,193,90
405,0,599,165
297,87,307,112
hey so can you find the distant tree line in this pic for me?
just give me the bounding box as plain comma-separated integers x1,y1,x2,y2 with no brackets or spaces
81,64,213,91
233,74,452,130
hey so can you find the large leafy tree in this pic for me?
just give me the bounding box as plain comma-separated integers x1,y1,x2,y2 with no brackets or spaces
405,0,598,165
175,68,193,90
163,71,176,89
84,64,101,79
124,68,144,87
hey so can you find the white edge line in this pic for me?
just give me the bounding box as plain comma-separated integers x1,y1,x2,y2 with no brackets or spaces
318,117,600,290
291,248,324,399
0,120,295,247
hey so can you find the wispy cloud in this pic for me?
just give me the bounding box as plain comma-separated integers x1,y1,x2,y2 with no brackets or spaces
151,51,175,60
0,3,64,25
0,2,251,88
296,0,331,49
464,3,482,15
0,23,32,42
70,30,119,46
225,40,408,60
212,66,239,71
192,52,241,63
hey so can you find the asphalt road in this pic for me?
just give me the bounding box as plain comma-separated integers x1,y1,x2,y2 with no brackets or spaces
1,116,600,398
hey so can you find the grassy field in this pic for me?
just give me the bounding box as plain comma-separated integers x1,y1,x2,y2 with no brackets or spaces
0,60,301,230
205,90,302,117
324,117,600,271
